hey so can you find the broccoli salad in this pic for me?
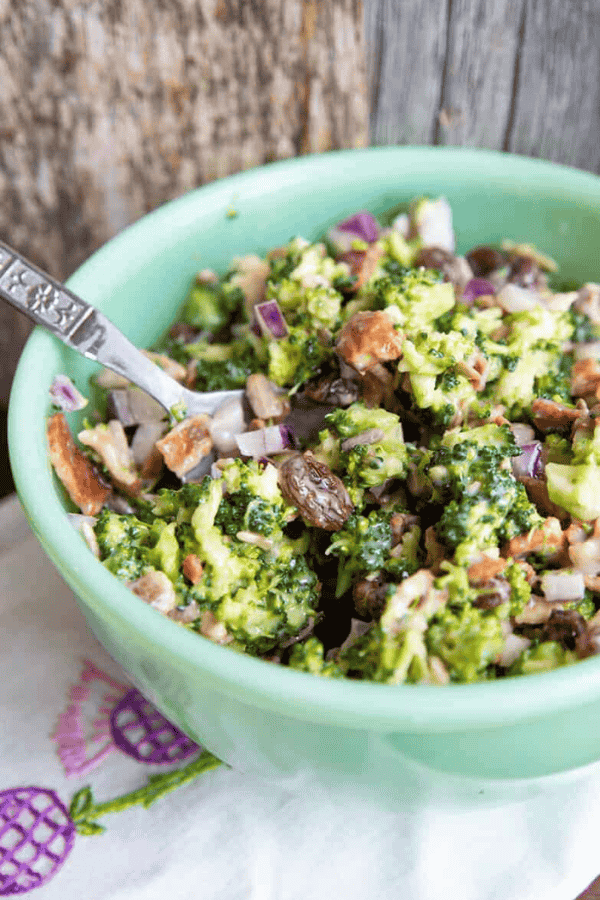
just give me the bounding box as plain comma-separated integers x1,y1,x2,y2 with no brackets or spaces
47,196,600,684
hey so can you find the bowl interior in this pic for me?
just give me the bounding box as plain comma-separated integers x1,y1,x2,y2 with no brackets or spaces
9,146,600,732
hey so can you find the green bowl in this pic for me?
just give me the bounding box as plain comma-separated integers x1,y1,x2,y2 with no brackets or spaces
10,147,600,808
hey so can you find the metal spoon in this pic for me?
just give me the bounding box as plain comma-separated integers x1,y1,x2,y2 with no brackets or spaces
0,240,244,417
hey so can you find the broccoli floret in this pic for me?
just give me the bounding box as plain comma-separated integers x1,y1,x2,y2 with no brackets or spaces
184,340,260,391
267,325,329,388
288,637,343,677
181,280,244,333
215,459,295,537
507,641,577,677
268,279,342,331
546,426,600,521
568,307,597,344
491,307,575,415
326,508,421,597
94,509,154,581
339,619,430,685
427,426,542,562
367,267,455,333
323,403,409,491
425,604,505,683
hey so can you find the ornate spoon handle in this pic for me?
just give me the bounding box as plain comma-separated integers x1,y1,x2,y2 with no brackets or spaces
0,241,243,416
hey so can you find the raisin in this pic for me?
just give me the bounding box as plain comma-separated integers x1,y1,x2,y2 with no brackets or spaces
278,452,353,531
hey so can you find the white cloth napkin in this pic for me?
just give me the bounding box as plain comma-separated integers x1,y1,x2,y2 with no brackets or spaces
1,494,599,900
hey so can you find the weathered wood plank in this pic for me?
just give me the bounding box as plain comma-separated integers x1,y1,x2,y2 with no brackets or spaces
0,0,367,404
434,0,524,148
505,0,600,173
366,0,447,145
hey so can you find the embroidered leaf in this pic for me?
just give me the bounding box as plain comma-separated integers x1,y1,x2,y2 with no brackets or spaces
69,749,222,835
69,786,93,819
74,819,106,836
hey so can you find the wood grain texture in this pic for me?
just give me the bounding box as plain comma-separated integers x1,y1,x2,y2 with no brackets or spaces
367,0,600,174
0,0,367,403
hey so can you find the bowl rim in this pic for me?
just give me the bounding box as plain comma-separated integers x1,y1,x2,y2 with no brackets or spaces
10,144,600,733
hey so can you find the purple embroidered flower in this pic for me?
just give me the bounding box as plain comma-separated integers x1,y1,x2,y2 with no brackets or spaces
109,689,199,764
0,787,75,895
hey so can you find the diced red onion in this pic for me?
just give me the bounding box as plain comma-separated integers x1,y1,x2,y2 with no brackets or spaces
511,441,543,478
336,211,380,243
541,570,585,603
49,375,88,412
461,278,495,305
209,395,246,456
254,300,288,339
235,424,292,458
497,283,539,313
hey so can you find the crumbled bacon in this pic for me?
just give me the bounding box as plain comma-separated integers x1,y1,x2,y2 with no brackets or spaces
155,415,212,479
47,413,109,515
501,517,566,561
531,397,587,432
182,554,204,585
336,310,404,375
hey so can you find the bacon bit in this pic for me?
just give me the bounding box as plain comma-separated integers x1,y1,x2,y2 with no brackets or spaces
156,414,212,479
128,570,178,614
531,397,587,432
182,554,204,585
501,517,566,561
78,420,142,494
47,413,110,515
571,358,600,398
336,311,404,375
467,557,507,584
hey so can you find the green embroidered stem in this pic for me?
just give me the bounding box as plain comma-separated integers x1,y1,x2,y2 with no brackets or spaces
69,750,222,835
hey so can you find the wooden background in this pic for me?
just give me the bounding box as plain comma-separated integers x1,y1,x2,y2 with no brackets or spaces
1,2,600,896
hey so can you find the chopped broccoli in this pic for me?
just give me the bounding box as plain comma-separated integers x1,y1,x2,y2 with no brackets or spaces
288,637,343,677
181,280,244,334
427,426,542,562
367,266,455,333
267,325,329,388
326,507,421,597
322,403,409,491
425,604,505,683
507,641,577,677
94,465,321,656
94,509,154,582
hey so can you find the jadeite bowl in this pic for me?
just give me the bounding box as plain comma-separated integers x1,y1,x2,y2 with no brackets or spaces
10,147,600,808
